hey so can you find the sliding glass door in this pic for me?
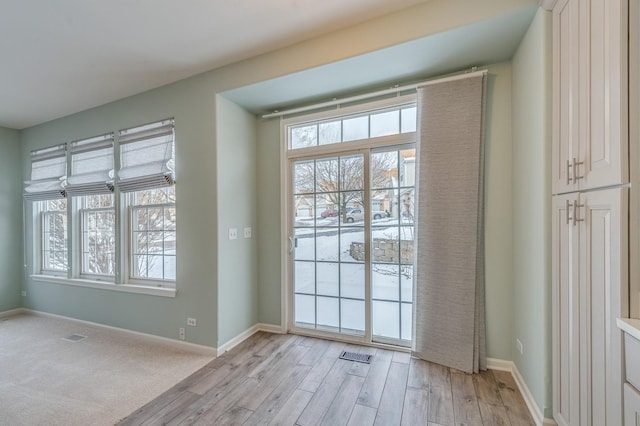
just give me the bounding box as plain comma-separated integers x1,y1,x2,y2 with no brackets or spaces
289,147,416,346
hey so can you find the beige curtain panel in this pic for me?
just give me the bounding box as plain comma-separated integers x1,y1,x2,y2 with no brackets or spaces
412,73,487,374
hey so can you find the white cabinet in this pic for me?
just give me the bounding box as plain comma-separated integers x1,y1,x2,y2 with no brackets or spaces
625,384,640,426
552,0,628,195
552,188,628,426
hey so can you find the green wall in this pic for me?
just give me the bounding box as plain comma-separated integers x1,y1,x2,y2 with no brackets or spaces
216,95,259,345
15,0,537,354
20,76,220,347
511,8,552,418
0,127,22,313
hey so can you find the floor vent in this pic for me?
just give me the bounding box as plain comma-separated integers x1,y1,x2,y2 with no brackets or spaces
339,351,372,364
63,334,87,342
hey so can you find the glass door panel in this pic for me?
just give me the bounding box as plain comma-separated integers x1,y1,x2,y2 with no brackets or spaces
370,148,416,345
292,153,366,336
291,147,415,346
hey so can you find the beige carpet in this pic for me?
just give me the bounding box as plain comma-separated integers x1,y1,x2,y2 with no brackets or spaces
0,313,214,426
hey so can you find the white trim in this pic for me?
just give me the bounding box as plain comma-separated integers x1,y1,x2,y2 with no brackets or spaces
0,308,24,319
257,322,285,334
31,274,176,298
539,0,559,11
22,309,216,356
487,358,557,426
486,357,514,372
216,323,285,357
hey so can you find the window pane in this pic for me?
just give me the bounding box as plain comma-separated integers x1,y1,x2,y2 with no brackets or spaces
293,195,315,227
316,228,338,262
401,303,412,341
340,155,364,191
317,194,340,227
401,107,417,133
341,192,364,225
317,262,339,296
399,149,416,187
163,256,176,281
343,116,368,142
341,263,364,299
294,228,314,261
147,255,164,279
316,158,338,193
319,121,341,145
317,296,339,330
400,265,413,302
291,124,317,149
340,228,364,262
295,261,315,294
341,299,364,334
295,294,315,326
373,301,400,339
294,161,314,194
370,110,399,138
371,151,397,190
372,264,399,301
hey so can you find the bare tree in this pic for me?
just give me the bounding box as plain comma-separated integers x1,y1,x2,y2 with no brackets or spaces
294,152,396,222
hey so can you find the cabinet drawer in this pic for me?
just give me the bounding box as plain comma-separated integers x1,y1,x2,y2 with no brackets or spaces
626,333,640,389
625,383,640,426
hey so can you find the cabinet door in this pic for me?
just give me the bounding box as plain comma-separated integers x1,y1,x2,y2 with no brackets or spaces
552,193,580,426
624,383,640,426
579,187,628,426
553,0,581,194
553,0,628,194
579,0,629,190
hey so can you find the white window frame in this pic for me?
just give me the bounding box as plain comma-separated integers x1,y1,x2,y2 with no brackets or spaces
30,120,177,297
77,195,116,281
38,200,68,276
124,186,177,287
280,94,417,345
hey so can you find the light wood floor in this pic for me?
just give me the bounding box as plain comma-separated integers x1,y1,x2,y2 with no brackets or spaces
118,332,535,425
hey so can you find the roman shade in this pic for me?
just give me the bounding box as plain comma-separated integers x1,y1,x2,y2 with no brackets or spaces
24,144,67,201
65,133,115,196
413,73,487,374
117,119,175,193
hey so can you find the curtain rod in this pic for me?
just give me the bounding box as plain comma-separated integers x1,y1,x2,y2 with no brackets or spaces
261,68,487,119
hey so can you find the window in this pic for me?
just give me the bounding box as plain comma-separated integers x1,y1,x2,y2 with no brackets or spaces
80,194,115,277
289,104,417,149
26,118,176,292
40,199,68,273
129,187,176,281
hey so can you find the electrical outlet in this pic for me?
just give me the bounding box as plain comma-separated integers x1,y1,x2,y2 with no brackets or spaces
21,291,26,297
229,228,238,240
187,317,197,327
516,338,523,355
244,227,252,238
179,327,186,340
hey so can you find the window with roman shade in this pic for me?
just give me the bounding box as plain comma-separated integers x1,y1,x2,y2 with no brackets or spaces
24,144,67,201
117,119,175,192
65,133,115,196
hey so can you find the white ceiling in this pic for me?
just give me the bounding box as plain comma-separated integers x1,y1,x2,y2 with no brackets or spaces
0,0,430,129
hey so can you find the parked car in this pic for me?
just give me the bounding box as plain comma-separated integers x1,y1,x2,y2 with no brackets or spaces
321,209,339,218
344,208,385,222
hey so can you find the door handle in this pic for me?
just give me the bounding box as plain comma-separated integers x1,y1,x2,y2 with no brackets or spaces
573,200,584,226
288,236,294,254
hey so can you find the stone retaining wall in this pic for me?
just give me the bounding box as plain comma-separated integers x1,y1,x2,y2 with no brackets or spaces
350,238,414,264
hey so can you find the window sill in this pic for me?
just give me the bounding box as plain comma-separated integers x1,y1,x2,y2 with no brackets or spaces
30,275,177,298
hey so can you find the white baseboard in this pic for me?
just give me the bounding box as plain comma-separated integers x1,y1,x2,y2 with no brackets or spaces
257,323,285,334
216,323,284,356
22,309,217,356
0,308,24,319
488,358,556,426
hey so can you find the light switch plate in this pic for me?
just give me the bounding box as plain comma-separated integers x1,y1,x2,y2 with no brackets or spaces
229,228,237,240
244,227,252,238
